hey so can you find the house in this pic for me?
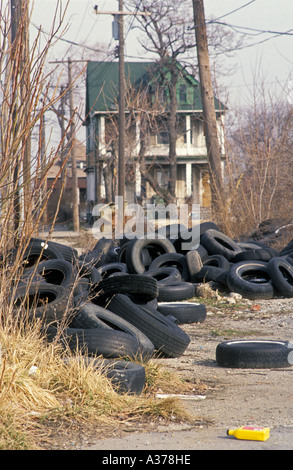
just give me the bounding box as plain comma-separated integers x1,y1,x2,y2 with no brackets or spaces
85,60,226,220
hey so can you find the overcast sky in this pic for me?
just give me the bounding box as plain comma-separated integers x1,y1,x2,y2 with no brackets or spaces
29,0,293,109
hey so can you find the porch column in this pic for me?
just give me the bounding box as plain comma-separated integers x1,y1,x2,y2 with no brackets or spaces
135,117,141,197
186,115,191,153
99,116,106,156
135,164,141,197
186,163,192,197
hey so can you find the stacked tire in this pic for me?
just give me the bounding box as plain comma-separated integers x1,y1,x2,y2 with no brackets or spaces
12,222,293,389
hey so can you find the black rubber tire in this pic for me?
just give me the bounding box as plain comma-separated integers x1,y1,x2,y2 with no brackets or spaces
157,301,207,324
216,340,293,369
87,358,146,395
76,260,101,284
125,237,176,274
155,223,188,240
78,238,115,270
199,221,219,233
249,241,278,255
158,282,195,302
172,229,200,254
93,237,115,255
279,239,293,256
28,237,79,263
144,267,182,285
196,244,209,261
96,262,128,279
70,302,155,360
23,259,77,288
170,221,217,254
185,250,203,282
102,360,146,395
63,357,146,395
18,271,47,287
12,283,71,324
238,241,266,251
106,294,190,358
71,299,111,329
226,261,274,300
96,274,159,301
45,326,144,359
232,248,276,263
148,253,190,281
73,262,101,297
203,254,231,270
268,257,293,297
105,246,120,263
21,239,64,267
117,241,132,264
200,229,242,261
193,265,228,286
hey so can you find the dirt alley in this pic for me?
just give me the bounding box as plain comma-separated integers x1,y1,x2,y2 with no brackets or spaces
82,295,293,450
47,232,293,450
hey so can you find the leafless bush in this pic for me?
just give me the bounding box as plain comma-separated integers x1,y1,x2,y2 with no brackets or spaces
224,91,293,239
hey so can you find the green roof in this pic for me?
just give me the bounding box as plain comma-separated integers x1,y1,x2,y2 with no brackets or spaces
85,61,225,119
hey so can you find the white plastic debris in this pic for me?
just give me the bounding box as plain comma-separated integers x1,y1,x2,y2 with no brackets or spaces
28,365,39,376
155,393,206,401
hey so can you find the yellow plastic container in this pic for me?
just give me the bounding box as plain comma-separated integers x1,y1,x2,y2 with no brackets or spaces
227,426,270,441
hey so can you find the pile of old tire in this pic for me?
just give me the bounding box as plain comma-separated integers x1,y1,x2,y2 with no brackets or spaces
12,223,293,388
155,224,293,301
10,236,195,394
197,227,293,300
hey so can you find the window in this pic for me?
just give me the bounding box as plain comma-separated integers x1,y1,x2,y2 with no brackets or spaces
179,84,187,103
157,131,169,145
155,169,169,189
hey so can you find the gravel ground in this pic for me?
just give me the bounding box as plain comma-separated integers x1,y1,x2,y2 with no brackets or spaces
46,233,293,450
77,294,293,451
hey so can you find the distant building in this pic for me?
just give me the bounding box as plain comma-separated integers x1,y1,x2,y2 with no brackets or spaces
85,60,226,220
46,140,87,223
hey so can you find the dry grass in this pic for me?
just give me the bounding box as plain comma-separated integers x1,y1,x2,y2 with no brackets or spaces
0,310,193,450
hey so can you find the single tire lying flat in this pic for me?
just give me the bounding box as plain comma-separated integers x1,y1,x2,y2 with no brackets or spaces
158,282,195,302
96,274,159,301
216,340,293,369
157,301,207,324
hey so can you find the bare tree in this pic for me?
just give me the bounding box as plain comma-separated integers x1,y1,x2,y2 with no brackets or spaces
0,0,77,249
225,92,293,240
125,0,196,203
124,0,243,209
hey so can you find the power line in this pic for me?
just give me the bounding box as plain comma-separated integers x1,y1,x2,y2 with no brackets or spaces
211,21,293,39
31,23,103,53
208,0,257,23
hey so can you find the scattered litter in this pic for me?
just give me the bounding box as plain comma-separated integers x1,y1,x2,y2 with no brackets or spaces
155,393,206,401
28,365,39,376
227,425,270,441
251,304,261,312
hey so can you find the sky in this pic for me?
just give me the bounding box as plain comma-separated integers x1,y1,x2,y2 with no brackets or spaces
25,0,293,143
28,0,293,110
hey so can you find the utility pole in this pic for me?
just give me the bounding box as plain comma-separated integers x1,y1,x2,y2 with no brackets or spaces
192,0,225,224
94,4,149,203
68,57,80,232
10,0,21,235
11,0,32,235
118,0,126,200
49,58,89,232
